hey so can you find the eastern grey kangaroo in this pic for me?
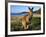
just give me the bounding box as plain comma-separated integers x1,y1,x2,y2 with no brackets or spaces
21,7,33,30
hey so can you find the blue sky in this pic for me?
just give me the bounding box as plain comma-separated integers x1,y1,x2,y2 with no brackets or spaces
10,5,41,13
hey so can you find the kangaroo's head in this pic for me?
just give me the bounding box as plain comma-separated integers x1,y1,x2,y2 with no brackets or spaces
28,7,33,12
28,7,34,16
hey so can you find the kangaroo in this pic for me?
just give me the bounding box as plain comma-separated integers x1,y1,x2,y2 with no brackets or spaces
21,7,33,30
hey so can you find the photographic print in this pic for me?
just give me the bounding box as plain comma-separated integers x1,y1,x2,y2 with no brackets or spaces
7,1,45,36
11,5,41,31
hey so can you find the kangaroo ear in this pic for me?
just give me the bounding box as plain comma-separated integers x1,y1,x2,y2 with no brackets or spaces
32,7,33,10
28,7,31,10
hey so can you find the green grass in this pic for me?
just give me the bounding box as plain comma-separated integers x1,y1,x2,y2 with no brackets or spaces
11,17,41,31
30,17,41,30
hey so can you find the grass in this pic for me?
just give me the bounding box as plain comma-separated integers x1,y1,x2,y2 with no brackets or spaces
11,17,41,31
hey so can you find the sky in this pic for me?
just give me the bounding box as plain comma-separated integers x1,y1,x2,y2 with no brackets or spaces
10,5,41,13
